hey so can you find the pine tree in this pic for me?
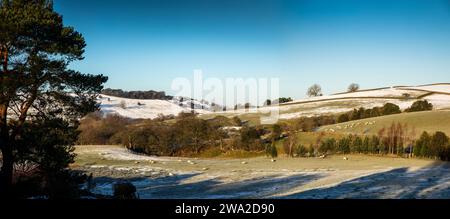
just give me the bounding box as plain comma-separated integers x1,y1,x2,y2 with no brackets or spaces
0,0,108,197
362,136,370,154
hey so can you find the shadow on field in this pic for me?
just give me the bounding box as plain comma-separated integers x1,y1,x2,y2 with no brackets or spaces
279,162,450,199
91,172,323,199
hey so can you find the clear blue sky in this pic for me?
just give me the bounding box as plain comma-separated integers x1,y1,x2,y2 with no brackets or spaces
54,0,450,99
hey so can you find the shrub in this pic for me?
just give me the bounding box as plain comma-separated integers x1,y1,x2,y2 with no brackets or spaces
232,116,242,126
113,182,137,199
431,131,449,158
119,100,127,109
266,144,278,158
295,145,308,157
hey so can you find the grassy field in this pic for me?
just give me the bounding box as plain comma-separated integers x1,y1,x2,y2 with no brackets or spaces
319,110,450,137
72,145,450,199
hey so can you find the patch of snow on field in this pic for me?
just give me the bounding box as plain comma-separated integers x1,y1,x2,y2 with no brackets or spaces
402,84,450,94
98,95,210,119
77,146,173,162
290,87,425,104
278,99,417,119
424,94,450,109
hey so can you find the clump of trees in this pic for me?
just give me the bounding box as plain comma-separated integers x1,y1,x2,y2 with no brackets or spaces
277,97,293,104
264,97,293,106
291,115,336,132
307,122,415,156
102,88,171,100
413,131,450,161
78,112,272,156
118,112,224,156
405,100,433,112
77,112,132,145
337,103,402,123
305,123,450,161
336,100,434,124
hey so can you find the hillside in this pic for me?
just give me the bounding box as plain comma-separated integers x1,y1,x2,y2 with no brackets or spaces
318,110,450,137
98,95,210,119
98,83,450,120
200,83,450,124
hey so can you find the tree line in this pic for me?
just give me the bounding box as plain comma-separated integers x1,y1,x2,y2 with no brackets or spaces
101,88,172,100
284,122,450,161
337,100,433,123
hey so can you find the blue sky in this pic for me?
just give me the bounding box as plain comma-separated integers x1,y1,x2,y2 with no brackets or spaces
54,0,450,99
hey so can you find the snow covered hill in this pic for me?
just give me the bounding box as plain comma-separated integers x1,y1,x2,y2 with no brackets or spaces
201,83,450,121
99,84,450,120
98,95,211,119
279,83,450,107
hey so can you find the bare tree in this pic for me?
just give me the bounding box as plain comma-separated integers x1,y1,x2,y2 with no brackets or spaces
283,126,298,157
307,84,322,97
348,83,360,92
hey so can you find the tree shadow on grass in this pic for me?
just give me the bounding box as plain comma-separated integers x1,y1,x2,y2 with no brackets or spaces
279,162,450,199
90,172,324,199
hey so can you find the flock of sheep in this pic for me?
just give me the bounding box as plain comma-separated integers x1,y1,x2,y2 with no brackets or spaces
324,120,377,133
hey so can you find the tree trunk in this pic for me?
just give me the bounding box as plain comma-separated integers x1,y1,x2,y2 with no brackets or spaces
0,145,13,198
288,141,293,158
